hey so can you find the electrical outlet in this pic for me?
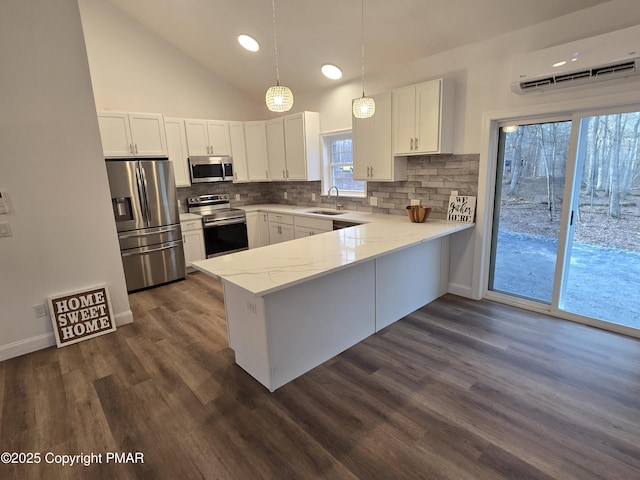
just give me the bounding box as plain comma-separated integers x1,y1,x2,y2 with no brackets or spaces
246,301,257,314
0,222,12,237
451,190,458,197
283,191,288,199
370,196,378,206
235,194,241,201
311,193,316,201
411,198,421,206
33,303,47,318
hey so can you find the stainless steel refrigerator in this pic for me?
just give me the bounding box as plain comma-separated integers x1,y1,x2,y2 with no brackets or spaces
106,158,186,292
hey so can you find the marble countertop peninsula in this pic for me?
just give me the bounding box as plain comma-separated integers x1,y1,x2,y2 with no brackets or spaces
192,204,474,296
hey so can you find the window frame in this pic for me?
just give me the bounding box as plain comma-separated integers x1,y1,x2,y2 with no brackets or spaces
321,129,366,198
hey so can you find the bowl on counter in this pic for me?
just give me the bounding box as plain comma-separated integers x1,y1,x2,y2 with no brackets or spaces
406,205,431,223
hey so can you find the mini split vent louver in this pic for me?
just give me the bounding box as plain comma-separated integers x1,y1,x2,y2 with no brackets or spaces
511,24,640,94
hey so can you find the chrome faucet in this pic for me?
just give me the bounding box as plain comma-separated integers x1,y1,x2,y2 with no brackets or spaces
328,186,342,210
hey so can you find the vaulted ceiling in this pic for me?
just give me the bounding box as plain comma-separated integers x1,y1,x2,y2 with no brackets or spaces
105,0,612,101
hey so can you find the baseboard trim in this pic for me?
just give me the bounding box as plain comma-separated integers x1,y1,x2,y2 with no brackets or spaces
0,309,134,362
447,282,475,299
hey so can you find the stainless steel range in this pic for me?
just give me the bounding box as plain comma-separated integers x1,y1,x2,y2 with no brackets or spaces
187,194,248,258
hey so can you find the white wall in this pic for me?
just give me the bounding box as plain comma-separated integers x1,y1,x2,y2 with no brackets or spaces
0,0,132,360
77,0,262,121
290,0,640,298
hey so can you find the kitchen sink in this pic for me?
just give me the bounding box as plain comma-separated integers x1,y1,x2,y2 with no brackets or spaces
306,210,345,216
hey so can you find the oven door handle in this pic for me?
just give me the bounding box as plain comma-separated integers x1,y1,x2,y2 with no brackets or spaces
204,218,246,228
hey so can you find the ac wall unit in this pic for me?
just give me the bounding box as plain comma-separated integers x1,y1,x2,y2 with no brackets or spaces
511,24,640,94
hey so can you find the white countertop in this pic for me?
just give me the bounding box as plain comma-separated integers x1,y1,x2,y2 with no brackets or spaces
179,212,202,222
192,205,474,296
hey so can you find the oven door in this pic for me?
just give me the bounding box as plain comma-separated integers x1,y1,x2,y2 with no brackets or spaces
203,218,248,258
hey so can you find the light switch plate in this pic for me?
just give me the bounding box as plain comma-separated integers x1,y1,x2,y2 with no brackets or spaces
370,196,378,206
0,222,12,237
410,199,421,206
235,194,241,201
283,191,288,199
311,193,316,201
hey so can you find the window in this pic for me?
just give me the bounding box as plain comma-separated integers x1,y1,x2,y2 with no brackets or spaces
322,131,365,197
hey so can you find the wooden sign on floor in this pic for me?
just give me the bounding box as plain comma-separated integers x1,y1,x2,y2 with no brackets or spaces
48,285,116,347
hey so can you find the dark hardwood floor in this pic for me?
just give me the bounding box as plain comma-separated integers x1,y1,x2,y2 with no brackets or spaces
2,272,640,479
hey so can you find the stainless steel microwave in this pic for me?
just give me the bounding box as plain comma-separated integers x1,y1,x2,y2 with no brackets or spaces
188,156,233,183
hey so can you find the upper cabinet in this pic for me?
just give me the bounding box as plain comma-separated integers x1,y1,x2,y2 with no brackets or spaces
164,117,191,187
353,92,406,182
284,111,320,181
266,118,286,180
229,121,249,183
97,111,167,158
391,78,453,156
267,111,320,181
184,119,231,156
244,121,270,182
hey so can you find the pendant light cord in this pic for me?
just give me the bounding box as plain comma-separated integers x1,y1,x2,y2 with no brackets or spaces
360,0,366,98
272,0,281,86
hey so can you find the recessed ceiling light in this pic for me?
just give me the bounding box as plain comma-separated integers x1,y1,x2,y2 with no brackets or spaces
322,64,343,80
238,34,259,52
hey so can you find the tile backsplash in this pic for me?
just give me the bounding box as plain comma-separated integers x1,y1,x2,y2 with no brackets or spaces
177,154,479,219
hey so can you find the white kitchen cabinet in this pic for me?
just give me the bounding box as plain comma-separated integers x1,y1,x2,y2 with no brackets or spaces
266,112,320,181
181,218,205,270
244,121,270,182
293,216,332,238
266,118,287,180
164,117,191,187
229,121,249,183
353,92,407,182
184,119,231,156
98,111,167,158
246,211,269,248
284,111,320,181
392,78,453,156
268,212,294,244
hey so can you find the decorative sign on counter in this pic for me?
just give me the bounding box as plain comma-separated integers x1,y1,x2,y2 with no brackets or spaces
48,285,116,347
447,195,476,223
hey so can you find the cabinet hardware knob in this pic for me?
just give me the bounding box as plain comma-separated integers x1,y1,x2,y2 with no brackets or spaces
415,137,418,150
410,138,414,151
129,144,134,154
134,144,138,154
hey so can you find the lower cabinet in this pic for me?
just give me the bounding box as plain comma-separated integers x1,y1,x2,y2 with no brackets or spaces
267,213,295,244
181,219,205,270
293,216,332,238
246,211,269,249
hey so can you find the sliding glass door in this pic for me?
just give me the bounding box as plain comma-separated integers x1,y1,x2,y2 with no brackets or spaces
489,119,571,303
489,109,640,333
559,111,640,329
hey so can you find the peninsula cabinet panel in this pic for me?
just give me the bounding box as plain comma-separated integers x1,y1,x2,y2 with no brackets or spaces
353,91,406,181
392,78,453,156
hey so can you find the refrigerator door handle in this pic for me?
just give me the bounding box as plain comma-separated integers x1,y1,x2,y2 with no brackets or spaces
121,240,183,257
117,225,180,240
136,164,151,226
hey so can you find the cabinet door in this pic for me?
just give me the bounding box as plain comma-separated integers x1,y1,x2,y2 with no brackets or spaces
164,118,191,187
352,106,374,181
370,92,396,180
392,85,417,155
415,79,442,154
258,212,269,246
283,114,306,180
229,122,249,182
266,118,286,180
207,120,231,155
97,111,133,157
245,121,270,181
184,119,210,156
128,113,167,157
246,212,261,249
183,229,206,267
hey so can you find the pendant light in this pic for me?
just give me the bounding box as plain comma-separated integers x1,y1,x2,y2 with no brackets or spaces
353,0,375,119
265,0,293,112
